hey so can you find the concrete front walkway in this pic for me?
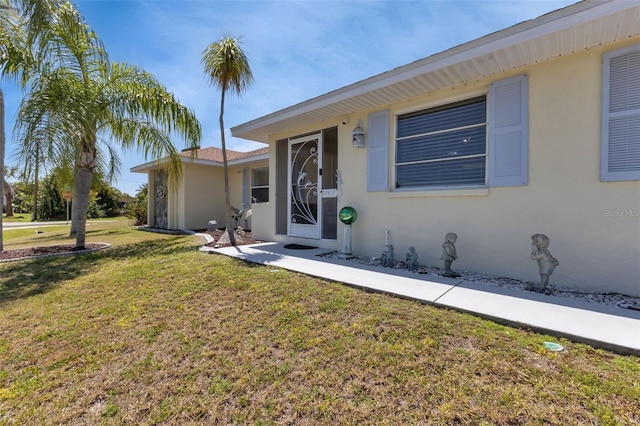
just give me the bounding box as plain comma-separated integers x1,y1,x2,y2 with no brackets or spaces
201,242,640,356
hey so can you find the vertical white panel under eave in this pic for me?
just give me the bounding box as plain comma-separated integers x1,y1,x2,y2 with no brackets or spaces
367,109,390,192
488,74,529,187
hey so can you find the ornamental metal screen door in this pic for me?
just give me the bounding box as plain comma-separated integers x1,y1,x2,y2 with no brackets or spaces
288,133,322,238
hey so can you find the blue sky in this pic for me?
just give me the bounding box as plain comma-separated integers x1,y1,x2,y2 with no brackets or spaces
3,0,575,196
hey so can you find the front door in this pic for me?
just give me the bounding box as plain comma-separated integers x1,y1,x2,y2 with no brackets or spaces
288,133,322,238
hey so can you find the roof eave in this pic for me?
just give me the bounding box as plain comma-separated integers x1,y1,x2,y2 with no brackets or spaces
130,153,270,173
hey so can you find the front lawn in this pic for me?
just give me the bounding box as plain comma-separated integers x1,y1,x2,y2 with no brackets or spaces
1,214,32,223
1,221,638,424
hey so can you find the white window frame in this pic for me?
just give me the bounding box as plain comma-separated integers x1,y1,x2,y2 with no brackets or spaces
251,166,269,203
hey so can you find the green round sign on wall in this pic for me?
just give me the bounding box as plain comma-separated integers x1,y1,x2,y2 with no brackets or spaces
339,206,357,225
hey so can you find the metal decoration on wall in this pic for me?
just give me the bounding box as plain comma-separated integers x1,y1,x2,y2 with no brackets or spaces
154,170,168,229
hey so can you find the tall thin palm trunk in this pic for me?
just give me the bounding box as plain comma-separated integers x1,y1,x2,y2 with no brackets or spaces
219,88,236,245
3,179,12,216
30,143,39,221
0,87,5,252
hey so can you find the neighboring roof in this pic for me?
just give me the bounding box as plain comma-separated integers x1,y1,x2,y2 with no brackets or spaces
130,146,269,173
231,0,640,143
181,146,269,163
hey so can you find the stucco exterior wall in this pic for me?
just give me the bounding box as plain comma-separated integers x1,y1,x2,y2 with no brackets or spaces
170,159,270,231
251,202,273,241
264,39,640,296
180,163,226,230
228,165,244,210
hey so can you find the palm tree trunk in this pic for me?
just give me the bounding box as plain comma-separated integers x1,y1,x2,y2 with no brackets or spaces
70,145,96,249
31,143,39,221
3,179,13,217
219,88,236,245
0,87,5,252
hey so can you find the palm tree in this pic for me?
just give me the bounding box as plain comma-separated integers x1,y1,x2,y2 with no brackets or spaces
0,0,29,251
202,36,254,245
0,88,6,233
1,0,70,250
1,1,15,250
14,1,201,249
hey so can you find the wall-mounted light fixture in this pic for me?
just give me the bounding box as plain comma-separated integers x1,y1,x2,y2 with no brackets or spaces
352,119,365,148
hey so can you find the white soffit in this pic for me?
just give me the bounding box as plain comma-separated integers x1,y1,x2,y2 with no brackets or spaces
232,0,640,143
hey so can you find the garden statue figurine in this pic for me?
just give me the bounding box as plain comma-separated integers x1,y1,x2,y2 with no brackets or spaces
381,244,395,268
529,233,559,293
441,233,459,277
405,246,418,272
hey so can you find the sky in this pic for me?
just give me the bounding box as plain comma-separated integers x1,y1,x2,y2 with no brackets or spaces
3,0,576,196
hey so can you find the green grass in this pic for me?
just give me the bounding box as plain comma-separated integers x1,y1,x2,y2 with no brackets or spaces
1,217,126,244
1,220,639,424
1,214,32,223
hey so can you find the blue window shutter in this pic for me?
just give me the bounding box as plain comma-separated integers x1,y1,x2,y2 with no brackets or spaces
367,109,390,191
242,168,249,206
601,45,640,181
488,74,528,187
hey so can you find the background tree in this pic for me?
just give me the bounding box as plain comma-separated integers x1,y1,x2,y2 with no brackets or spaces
202,36,253,246
3,166,17,216
9,178,30,214
14,1,201,249
2,178,12,216
126,183,148,226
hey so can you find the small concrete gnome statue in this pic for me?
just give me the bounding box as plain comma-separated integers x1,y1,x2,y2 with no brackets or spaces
441,233,459,277
529,233,559,293
405,246,418,272
381,244,395,268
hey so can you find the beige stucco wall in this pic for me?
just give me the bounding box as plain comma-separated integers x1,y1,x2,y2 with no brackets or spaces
178,163,225,230
262,38,640,296
164,159,269,231
251,202,273,241
229,160,268,230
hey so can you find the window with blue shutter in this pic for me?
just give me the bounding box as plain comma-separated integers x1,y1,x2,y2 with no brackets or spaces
391,75,528,190
602,44,640,182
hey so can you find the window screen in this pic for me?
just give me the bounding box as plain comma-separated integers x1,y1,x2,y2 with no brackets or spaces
396,97,487,188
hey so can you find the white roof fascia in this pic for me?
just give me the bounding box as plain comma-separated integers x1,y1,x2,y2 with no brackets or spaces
227,153,270,167
130,153,269,173
130,158,170,173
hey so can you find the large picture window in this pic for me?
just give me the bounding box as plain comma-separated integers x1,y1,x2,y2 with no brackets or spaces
251,167,269,203
396,96,487,188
